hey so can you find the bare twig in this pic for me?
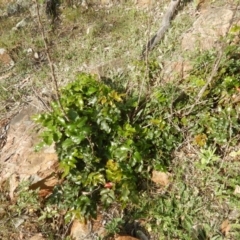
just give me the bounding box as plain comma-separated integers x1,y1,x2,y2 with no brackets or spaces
34,0,69,121
62,216,74,240
138,8,151,106
31,86,52,112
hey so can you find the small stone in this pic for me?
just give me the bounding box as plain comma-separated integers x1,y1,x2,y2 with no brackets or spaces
151,170,171,186
29,233,45,240
182,9,234,51
115,236,139,240
15,18,29,29
70,219,91,240
13,217,25,228
0,48,15,68
233,185,240,195
34,52,39,59
7,3,20,16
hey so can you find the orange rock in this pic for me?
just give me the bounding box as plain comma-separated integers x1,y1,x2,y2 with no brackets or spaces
70,219,90,240
29,234,45,240
182,9,234,51
151,170,171,186
0,100,59,198
137,0,156,8
115,236,139,240
0,48,14,68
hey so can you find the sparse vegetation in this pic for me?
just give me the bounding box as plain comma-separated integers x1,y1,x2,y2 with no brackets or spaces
1,0,240,239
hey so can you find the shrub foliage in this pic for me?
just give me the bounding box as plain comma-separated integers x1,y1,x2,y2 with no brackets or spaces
34,36,240,238
34,73,182,219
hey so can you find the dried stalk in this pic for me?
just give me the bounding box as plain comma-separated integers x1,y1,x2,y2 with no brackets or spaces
34,0,69,121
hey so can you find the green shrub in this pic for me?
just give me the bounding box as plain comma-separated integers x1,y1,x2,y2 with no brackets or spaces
34,39,240,225
34,73,182,219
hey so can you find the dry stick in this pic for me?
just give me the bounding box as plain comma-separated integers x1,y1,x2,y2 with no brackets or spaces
34,1,69,121
31,86,52,112
132,9,153,121
137,8,152,106
62,216,74,240
142,0,181,59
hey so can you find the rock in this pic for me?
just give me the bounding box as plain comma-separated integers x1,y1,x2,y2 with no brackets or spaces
70,219,92,240
182,8,234,51
9,173,19,200
70,215,107,240
6,0,31,16
29,166,61,199
151,170,171,186
14,17,29,30
162,59,192,81
29,3,38,18
234,185,240,195
115,236,139,240
220,219,231,236
29,234,46,240
0,48,15,71
0,98,59,197
13,217,25,228
29,3,45,19
137,0,156,9
91,214,107,238
16,0,31,9
7,3,21,16
81,0,89,9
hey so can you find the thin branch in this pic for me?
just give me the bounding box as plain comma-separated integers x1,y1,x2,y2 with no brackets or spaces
34,0,69,121
31,85,52,112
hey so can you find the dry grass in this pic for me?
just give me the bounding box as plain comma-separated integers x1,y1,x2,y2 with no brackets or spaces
1,0,240,239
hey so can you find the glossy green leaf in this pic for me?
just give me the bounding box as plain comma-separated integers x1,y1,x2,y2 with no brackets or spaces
43,133,53,145
100,120,111,133
100,189,115,206
62,138,75,150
